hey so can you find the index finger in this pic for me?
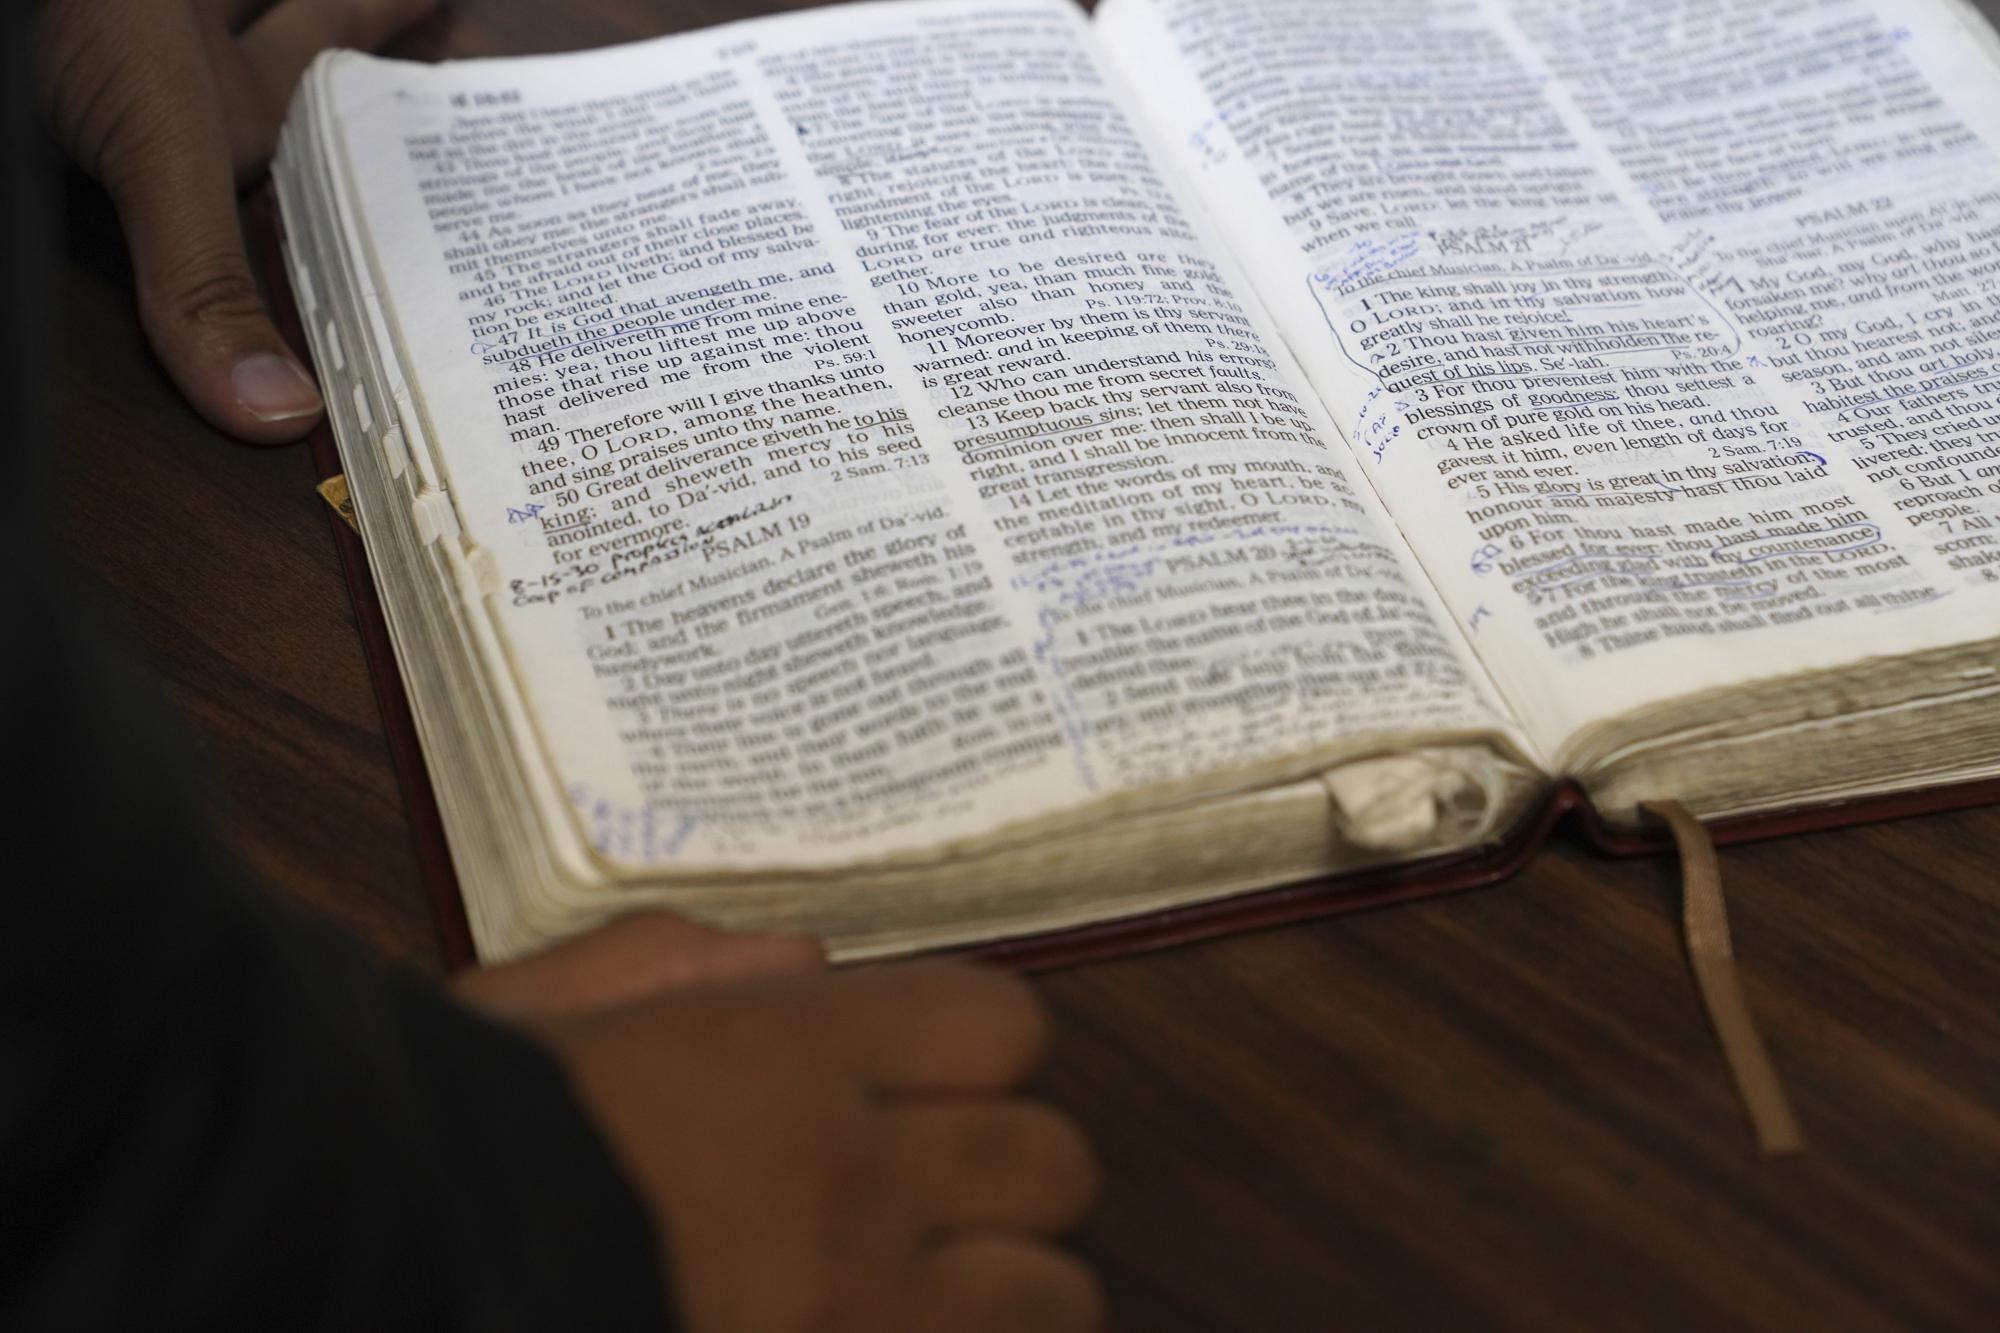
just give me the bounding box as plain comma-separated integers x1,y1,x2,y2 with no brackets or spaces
238,0,436,111
817,961,1049,1097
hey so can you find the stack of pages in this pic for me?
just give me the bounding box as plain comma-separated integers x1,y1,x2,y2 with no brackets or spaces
275,0,2000,961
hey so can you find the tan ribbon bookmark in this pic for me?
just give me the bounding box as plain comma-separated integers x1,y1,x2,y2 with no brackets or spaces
1641,801,1805,1158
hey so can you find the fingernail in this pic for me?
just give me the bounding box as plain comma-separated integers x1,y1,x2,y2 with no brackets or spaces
232,352,324,421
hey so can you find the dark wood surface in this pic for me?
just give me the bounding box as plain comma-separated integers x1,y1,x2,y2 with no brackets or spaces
50,2,2000,1329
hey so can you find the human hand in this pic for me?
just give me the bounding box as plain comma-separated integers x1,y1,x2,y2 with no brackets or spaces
37,0,435,443
545,962,1103,1333
453,910,826,1025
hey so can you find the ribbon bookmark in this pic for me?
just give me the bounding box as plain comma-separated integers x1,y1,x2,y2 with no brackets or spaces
1641,800,1805,1158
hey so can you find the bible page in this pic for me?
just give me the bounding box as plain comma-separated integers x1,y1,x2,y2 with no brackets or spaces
1099,0,2000,759
303,0,1518,873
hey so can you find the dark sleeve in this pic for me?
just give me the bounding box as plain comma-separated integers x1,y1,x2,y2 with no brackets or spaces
0,13,673,1331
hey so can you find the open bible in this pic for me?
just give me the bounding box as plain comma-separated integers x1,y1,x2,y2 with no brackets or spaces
272,0,2000,963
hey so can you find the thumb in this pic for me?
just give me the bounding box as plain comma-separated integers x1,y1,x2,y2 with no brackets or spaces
107,105,324,443
49,1,323,442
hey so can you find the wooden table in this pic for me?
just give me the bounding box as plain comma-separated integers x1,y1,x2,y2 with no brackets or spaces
50,2,2000,1328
